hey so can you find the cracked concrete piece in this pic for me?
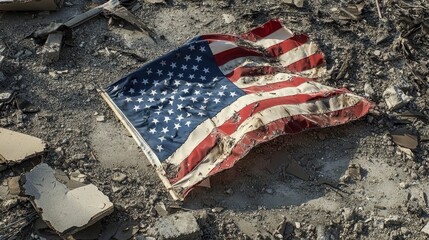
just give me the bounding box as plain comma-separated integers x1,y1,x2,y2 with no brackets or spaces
24,163,113,235
0,127,46,165
150,212,201,240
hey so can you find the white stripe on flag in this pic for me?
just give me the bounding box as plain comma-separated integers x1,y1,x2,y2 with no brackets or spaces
278,41,319,66
165,81,335,165
209,41,238,55
253,27,294,48
234,72,294,89
172,93,362,190
208,27,293,56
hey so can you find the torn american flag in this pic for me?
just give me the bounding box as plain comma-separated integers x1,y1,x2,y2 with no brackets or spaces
102,19,372,200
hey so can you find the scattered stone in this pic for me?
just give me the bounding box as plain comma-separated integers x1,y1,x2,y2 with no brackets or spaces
265,188,274,194
150,212,201,240
342,207,355,221
70,172,87,183
390,128,418,150
295,222,301,229
154,202,169,217
353,222,364,234
225,188,233,195
1,198,18,210
383,86,412,110
222,14,236,24
7,176,20,195
363,83,376,99
211,207,224,213
96,115,105,122
72,153,86,161
384,215,401,226
374,50,381,56
55,147,64,159
42,32,63,65
284,0,304,8
347,164,362,181
421,222,429,235
399,182,409,189
316,225,339,240
112,172,127,182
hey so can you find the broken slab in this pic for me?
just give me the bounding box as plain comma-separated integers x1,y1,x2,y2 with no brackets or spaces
390,128,418,150
42,32,63,65
24,163,114,236
383,86,412,110
0,128,46,167
149,212,201,240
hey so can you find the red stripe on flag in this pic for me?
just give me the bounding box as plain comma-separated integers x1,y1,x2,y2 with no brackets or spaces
241,76,317,94
287,52,325,73
171,88,354,183
180,99,372,197
240,19,284,42
265,34,309,57
214,47,263,66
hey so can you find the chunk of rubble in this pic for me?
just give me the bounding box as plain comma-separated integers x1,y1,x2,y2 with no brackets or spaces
421,221,429,235
390,128,418,150
23,163,114,236
149,212,201,240
42,32,63,65
0,128,46,171
382,86,412,110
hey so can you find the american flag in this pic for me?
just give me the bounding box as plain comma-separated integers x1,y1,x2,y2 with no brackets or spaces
102,19,371,200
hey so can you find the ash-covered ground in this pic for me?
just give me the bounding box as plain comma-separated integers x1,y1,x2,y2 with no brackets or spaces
1,0,429,239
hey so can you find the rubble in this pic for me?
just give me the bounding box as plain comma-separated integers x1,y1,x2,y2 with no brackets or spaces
383,86,413,110
390,128,418,150
23,163,114,236
421,222,429,235
149,212,201,240
41,32,63,65
0,128,46,170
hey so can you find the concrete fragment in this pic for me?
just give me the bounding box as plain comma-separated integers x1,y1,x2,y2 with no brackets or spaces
421,222,429,235
112,172,127,182
154,202,169,217
390,128,418,150
382,86,412,110
384,215,401,226
96,115,105,122
1,198,18,210
363,83,375,98
284,0,304,8
42,32,63,65
7,176,20,195
0,127,46,166
222,14,236,24
150,212,201,240
70,171,87,183
24,163,114,235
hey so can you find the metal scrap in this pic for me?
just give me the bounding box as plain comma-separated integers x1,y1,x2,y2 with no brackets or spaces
28,0,155,44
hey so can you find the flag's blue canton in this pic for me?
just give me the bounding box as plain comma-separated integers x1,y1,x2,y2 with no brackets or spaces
106,39,245,162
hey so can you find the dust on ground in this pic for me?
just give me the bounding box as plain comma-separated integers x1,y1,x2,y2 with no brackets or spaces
1,0,429,239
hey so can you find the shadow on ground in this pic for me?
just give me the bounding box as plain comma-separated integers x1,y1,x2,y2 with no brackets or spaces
183,122,369,211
